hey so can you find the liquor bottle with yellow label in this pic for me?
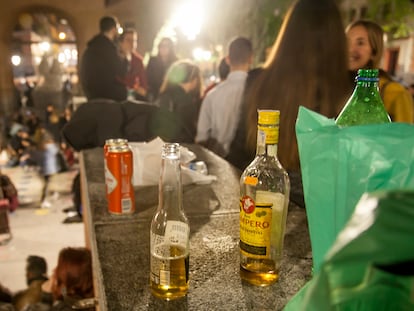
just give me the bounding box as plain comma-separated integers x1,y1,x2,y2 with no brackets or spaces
239,110,290,286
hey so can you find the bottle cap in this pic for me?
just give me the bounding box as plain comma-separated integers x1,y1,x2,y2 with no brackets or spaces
258,110,280,125
357,69,379,81
162,143,180,160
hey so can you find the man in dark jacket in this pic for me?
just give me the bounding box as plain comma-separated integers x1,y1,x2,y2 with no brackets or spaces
80,16,128,101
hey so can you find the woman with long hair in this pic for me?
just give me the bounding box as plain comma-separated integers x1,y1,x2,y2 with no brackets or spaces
146,37,178,101
227,0,353,206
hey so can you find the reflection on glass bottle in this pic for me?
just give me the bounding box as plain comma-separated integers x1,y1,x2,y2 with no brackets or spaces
150,143,190,300
240,110,290,286
336,69,391,126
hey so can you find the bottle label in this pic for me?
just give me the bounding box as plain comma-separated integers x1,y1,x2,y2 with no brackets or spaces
239,195,273,258
165,221,189,248
258,126,278,144
240,191,286,259
104,160,117,194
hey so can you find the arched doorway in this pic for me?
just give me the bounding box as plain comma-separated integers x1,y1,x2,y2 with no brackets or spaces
10,8,78,119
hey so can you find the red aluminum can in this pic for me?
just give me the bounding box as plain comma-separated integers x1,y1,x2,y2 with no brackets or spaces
105,144,135,215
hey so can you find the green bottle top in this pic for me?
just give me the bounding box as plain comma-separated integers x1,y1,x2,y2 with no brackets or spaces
335,69,391,126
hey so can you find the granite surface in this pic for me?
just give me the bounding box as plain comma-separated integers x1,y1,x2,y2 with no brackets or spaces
80,145,312,311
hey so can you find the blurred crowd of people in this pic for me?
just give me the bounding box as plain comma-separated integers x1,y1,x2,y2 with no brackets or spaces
1,104,75,171
0,102,76,210
79,6,413,166
2,0,412,213
1,0,414,308
79,1,413,209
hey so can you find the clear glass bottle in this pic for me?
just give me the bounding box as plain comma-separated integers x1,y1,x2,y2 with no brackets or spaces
336,69,391,126
150,143,190,300
239,110,290,286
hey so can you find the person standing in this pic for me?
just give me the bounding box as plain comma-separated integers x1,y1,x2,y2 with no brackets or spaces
146,37,178,101
80,16,128,101
151,60,202,143
226,0,352,208
118,28,148,101
195,37,253,157
346,20,413,123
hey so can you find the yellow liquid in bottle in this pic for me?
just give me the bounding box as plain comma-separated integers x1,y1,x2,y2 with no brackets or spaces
150,245,189,300
240,191,287,286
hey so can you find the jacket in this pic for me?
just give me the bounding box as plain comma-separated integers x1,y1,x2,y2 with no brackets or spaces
152,85,200,143
80,34,128,101
379,73,413,123
62,99,159,151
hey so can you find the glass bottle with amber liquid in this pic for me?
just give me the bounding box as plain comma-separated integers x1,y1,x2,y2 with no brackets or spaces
336,69,391,126
150,143,190,300
240,110,290,286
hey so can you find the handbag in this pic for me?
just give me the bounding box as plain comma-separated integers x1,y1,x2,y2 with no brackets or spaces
0,175,18,212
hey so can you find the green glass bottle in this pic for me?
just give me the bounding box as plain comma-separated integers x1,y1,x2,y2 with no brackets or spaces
336,69,391,126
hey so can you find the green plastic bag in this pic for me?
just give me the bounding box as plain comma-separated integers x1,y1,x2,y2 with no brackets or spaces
284,190,414,311
295,107,414,273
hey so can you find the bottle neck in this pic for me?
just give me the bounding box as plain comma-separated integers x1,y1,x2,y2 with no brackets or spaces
256,124,278,158
354,75,380,93
159,150,182,212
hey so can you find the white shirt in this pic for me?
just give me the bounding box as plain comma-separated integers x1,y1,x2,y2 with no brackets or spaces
196,71,248,156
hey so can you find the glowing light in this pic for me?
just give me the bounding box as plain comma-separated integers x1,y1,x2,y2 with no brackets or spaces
39,41,51,53
34,56,42,65
192,47,212,61
118,27,123,34
58,32,66,40
11,55,21,66
58,52,66,63
172,0,204,40
64,48,72,58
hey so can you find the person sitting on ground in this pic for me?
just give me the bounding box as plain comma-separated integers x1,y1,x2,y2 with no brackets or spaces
26,247,94,311
0,169,19,213
13,255,48,311
7,128,36,167
0,283,12,305
62,172,82,224
0,282,14,311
